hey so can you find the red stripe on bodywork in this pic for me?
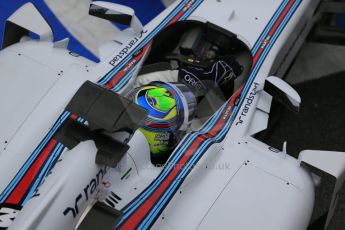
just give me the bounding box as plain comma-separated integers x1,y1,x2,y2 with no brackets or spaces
252,0,295,67
105,44,151,90
119,85,243,229
104,1,191,90
120,87,243,229
118,0,297,227
120,135,207,229
6,139,58,205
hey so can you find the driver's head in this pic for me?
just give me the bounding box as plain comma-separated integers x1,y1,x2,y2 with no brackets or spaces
128,82,196,165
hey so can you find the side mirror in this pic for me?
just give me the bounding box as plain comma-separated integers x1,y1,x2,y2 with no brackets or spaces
264,76,301,112
89,1,143,35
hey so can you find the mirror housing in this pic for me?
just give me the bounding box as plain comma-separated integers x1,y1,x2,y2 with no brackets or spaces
89,1,143,35
264,76,301,112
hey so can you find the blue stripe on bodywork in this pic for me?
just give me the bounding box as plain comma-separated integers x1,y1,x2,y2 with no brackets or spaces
117,0,302,228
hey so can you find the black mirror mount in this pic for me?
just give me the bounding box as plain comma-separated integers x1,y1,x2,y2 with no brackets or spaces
89,1,143,35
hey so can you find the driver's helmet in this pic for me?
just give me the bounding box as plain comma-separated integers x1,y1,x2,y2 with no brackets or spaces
127,82,196,165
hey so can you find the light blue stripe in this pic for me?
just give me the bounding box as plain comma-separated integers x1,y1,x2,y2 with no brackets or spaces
98,0,188,85
120,104,226,216
111,65,139,92
112,0,204,92
77,117,84,123
241,0,300,104
104,0,187,82
119,114,227,227
119,103,226,219
22,143,64,205
0,0,200,205
118,0,286,222
252,0,289,54
142,96,245,226
180,0,203,20
138,1,302,227
139,131,219,229
120,113,221,218
120,103,226,215
140,104,236,228
0,111,70,202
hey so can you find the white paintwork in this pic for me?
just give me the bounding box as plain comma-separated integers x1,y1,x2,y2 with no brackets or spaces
246,91,272,136
198,163,311,230
8,3,52,41
54,38,69,49
45,0,120,58
1,1,344,230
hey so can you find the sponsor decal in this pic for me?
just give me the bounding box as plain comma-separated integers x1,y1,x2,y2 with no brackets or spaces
63,166,107,218
115,1,303,229
261,35,271,49
183,73,204,90
0,0,303,229
0,0,204,228
109,30,148,66
235,82,259,126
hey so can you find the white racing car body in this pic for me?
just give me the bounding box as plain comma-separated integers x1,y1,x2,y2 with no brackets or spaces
0,1,344,230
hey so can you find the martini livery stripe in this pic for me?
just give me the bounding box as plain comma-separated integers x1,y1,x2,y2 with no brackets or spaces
0,111,70,204
0,0,301,228
115,0,302,229
118,0,297,217
5,139,58,205
99,0,202,87
104,44,151,90
104,0,205,92
0,0,204,213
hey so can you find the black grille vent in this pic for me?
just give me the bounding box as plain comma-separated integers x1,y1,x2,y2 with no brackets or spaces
104,191,122,208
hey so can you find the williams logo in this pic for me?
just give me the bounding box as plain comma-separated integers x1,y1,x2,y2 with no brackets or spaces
236,82,259,126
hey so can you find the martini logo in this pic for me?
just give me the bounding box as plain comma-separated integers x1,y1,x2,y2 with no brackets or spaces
261,35,271,49
183,0,195,11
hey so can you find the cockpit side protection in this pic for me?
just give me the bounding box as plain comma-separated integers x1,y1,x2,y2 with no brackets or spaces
55,81,148,167
66,81,148,133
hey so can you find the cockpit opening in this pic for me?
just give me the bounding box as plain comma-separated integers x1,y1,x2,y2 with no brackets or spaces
129,20,253,165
